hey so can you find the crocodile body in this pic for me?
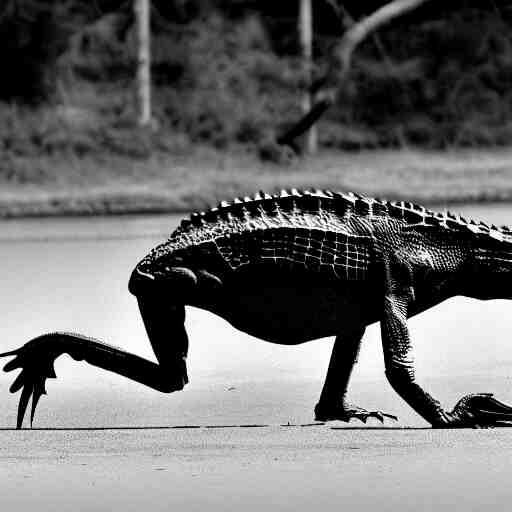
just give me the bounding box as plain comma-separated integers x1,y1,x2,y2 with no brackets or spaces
3,189,512,428
132,189,497,344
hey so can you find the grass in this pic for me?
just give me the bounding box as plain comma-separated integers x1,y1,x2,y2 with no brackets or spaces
2,146,512,218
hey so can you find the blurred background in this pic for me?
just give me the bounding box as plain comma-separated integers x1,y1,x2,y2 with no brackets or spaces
2,0,512,213
1,1,512,429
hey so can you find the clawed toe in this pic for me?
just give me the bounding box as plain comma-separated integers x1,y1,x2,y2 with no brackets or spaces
315,402,398,424
349,409,398,424
1,345,57,429
364,411,398,423
15,376,48,429
448,393,512,428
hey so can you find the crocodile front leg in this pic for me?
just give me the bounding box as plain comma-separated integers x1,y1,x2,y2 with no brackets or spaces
381,293,451,426
314,327,397,424
382,294,512,427
380,248,512,428
378,251,453,426
1,294,189,429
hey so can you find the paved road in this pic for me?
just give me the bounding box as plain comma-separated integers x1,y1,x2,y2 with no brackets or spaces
2,427,511,512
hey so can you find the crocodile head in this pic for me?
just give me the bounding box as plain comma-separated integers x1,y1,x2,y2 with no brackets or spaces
129,247,198,298
133,242,176,279
129,237,187,287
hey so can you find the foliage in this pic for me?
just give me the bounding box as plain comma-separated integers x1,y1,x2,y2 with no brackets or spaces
156,13,302,147
337,8,512,148
2,0,512,165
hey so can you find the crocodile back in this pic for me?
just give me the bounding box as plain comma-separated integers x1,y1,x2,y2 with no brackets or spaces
144,190,375,280
139,189,512,280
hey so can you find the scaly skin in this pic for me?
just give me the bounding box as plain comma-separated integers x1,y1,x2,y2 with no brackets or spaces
2,189,512,428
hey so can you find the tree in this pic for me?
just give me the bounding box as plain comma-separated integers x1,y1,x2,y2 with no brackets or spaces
0,0,64,103
278,0,431,151
298,0,316,154
134,0,151,126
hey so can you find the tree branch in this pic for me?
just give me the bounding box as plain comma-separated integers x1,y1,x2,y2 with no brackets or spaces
278,0,430,150
338,0,429,70
277,97,333,147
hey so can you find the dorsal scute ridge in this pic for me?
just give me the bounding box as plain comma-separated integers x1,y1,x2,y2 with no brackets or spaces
173,189,512,244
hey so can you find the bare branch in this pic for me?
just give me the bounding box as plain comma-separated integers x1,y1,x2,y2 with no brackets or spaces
337,0,429,71
278,0,430,150
277,97,332,147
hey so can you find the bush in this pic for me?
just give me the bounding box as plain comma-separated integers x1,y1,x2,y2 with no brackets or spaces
0,1,74,103
152,13,298,147
330,8,512,148
3,2,512,160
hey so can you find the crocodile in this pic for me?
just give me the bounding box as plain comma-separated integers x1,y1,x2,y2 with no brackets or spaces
2,188,512,429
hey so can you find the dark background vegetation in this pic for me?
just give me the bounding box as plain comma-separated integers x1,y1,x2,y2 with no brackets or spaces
1,0,512,168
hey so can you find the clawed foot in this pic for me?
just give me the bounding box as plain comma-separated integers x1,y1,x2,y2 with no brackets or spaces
0,337,60,429
438,393,512,428
315,402,398,424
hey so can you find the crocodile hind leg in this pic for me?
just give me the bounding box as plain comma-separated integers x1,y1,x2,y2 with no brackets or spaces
0,271,193,429
314,327,397,424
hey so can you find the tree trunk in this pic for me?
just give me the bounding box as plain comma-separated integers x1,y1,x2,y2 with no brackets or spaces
134,0,151,126
298,0,317,154
279,0,430,150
